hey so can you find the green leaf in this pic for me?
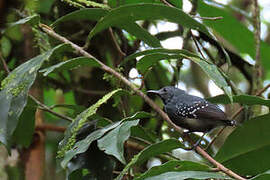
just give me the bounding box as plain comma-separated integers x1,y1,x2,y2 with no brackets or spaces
58,89,123,158
251,170,270,180
12,98,36,147
207,94,270,107
215,114,270,175
51,9,108,27
197,0,270,70
40,57,100,76
51,8,160,47
97,120,139,164
124,48,232,100
1,36,12,58
88,3,212,41
134,160,210,180
116,139,184,180
6,15,40,31
143,171,230,180
0,44,70,150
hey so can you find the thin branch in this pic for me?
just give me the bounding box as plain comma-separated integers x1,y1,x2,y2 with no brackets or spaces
29,94,73,122
252,0,262,94
191,32,206,59
40,24,246,180
0,53,10,74
35,124,66,132
160,0,174,7
191,15,223,20
74,87,108,95
108,28,126,60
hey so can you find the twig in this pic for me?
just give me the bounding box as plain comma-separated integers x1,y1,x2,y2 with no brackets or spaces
191,32,206,59
108,28,126,60
40,23,246,180
206,84,270,150
160,0,174,7
74,87,108,95
29,94,73,122
191,16,223,20
35,124,66,132
252,0,262,93
0,53,10,74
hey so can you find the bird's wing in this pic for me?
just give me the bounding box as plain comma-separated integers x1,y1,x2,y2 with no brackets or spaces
175,100,227,120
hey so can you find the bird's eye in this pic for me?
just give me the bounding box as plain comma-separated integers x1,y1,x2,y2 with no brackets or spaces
163,88,167,92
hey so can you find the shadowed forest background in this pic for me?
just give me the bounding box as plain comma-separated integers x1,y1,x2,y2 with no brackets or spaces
1,0,270,179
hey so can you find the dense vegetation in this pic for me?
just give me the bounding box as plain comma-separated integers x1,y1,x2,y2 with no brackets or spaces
1,0,270,179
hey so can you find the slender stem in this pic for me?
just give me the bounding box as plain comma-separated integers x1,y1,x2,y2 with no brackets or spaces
0,53,10,74
40,24,246,180
29,94,73,122
36,124,66,132
160,0,174,7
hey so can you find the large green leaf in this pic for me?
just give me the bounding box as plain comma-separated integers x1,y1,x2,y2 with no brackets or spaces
197,0,270,70
143,171,230,180
97,120,139,164
116,139,185,180
51,8,160,47
124,48,232,100
40,57,100,76
0,44,70,150
61,111,148,167
207,94,270,107
134,160,210,180
88,3,212,40
58,89,123,158
215,114,270,175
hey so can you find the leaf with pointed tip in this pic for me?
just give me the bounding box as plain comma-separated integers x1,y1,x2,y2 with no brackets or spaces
51,8,160,47
116,139,185,180
207,94,270,107
134,160,210,180
97,120,139,164
40,57,100,76
144,171,230,180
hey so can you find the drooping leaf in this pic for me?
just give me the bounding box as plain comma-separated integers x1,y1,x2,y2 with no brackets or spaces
0,44,70,150
143,171,230,180
134,160,210,180
197,0,270,70
207,94,270,107
215,114,270,175
12,98,36,148
98,120,139,164
40,57,100,76
51,8,161,47
58,89,123,158
61,120,122,168
51,9,108,27
5,14,40,32
88,3,212,40
116,139,185,180
124,48,232,100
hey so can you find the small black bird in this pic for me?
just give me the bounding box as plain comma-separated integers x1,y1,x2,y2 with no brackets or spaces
148,86,236,133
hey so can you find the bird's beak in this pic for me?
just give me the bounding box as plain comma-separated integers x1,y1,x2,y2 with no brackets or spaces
147,90,161,95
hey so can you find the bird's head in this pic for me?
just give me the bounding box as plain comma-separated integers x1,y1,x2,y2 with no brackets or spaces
147,86,185,104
